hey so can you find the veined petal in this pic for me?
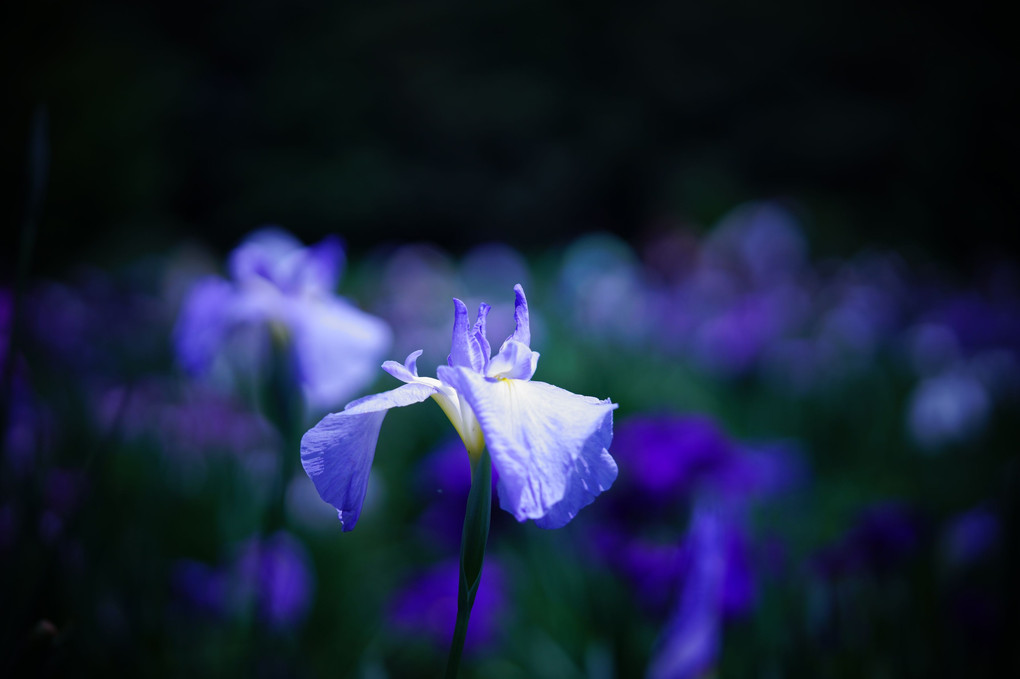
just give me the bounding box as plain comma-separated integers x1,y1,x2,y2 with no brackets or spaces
506,283,531,347
448,299,488,372
438,366,618,525
301,382,436,530
288,297,393,409
472,303,492,372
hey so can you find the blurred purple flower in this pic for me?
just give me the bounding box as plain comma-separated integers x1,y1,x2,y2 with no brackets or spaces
704,202,809,287
388,558,506,651
97,379,279,460
174,228,392,410
942,507,1000,569
612,415,732,506
647,505,728,679
236,531,315,629
596,413,803,674
924,292,1020,357
26,270,168,379
558,234,654,347
173,531,315,630
172,559,229,618
301,285,618,531
610,415,805,515
812,502,923,579
907,370,989,451
593,530,685,614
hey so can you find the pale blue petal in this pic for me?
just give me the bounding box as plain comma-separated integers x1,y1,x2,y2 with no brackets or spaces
382,349,424,383
507,284,531,347
404,349,424,376
472,303,492,371
291,235,344,295
438,366,617,525
174,276,238,374
448,298,487,372
227,229,344,295
228,228,304,287
534,443,617,529
300,382,436,531
287,297,393,409
487,339,539,381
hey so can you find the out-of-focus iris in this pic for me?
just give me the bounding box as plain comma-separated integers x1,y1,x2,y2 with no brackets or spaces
174,228,392,411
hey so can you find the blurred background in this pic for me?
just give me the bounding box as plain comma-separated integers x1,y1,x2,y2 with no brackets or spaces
2,1,1019,677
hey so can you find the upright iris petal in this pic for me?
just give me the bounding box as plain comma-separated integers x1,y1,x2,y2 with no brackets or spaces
300,284,618,530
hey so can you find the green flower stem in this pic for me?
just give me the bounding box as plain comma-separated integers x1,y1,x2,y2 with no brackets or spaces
444,447,493,679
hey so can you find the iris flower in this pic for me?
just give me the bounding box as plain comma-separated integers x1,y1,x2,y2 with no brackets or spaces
301,284,618,530
174,228,391,410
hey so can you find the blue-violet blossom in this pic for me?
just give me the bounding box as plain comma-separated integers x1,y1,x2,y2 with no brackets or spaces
175,228,391,409
301,284,618,530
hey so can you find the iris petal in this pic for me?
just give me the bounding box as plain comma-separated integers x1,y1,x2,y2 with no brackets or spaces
174,276,237,374
383,349,425,383
301,382,436,530
438,366,617,525
487,339,539,381
288,297,393,409
507,283,531,347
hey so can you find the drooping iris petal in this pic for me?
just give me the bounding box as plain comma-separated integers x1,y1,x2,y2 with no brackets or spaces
174,276,239,374
300,383,436,530
287,297,393,409
438,366,617,524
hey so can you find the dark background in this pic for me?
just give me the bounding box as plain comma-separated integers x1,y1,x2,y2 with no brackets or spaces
3,0,1018,275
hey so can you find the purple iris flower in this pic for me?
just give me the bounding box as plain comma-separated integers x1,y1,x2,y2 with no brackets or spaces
236,531,315,629
301,284,618,530
608,415,804,518
173,531,314,630
388,558,506,650
174,228,392,410
647,505,729,679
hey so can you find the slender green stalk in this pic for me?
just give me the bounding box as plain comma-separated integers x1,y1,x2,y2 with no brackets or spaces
444,448,492,679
